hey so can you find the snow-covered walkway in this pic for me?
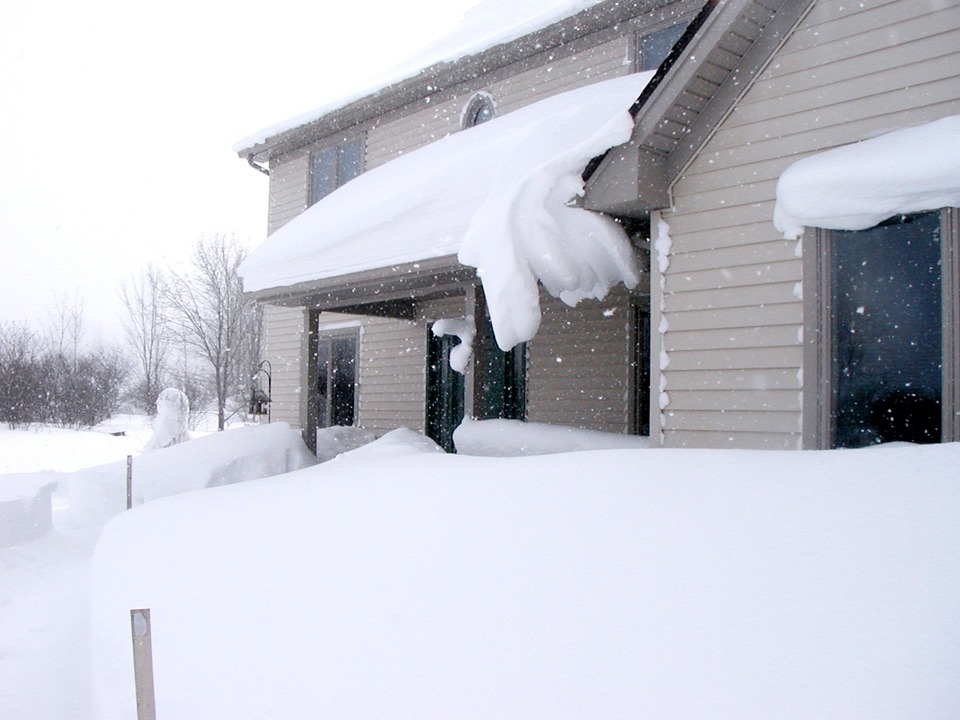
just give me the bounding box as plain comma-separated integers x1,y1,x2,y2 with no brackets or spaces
0,532,93,719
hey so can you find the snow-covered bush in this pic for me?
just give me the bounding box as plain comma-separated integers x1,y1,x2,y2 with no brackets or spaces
0,322,127,429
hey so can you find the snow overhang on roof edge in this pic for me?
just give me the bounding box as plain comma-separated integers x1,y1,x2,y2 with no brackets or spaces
233,0,681,161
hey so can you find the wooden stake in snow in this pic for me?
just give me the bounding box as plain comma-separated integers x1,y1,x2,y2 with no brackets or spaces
130,608,157,720
126,456,133,510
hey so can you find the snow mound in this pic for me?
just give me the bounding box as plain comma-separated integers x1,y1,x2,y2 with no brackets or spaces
90,441,960,719
315,425,377,462
336,427,445,463
454,418,650,456
0,473,57,547
774,115,960,239
62,423,316,531
143,388,190,452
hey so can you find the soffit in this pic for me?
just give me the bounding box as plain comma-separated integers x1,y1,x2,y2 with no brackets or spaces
583,0,817,213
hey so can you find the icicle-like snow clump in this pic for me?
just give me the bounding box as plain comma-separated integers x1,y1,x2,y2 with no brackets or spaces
431,316,476,373
458,107,642,350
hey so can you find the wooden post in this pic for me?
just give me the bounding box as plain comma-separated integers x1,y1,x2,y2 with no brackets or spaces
126,455,133,510
130,608,157,720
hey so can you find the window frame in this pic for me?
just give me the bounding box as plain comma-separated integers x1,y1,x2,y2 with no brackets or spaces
306,313,360,453
803,208,960,448
308,135,364,207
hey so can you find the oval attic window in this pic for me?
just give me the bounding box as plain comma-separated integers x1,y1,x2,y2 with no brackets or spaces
463,92,496,129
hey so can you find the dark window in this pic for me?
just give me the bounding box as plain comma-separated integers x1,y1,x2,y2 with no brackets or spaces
830,213,942,447
309,137,363,206
633,304,651,436
639,22,688,71
426,327,465,453
462,93,496,129
316,334,357,428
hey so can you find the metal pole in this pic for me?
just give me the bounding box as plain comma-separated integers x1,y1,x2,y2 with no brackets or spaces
130,608,157,720
126,455,133,510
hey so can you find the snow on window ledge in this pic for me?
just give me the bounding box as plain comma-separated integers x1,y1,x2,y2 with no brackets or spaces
773,115,960,240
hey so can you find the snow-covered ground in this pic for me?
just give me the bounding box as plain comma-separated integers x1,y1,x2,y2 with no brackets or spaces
0,417,315,719
1,419,958,719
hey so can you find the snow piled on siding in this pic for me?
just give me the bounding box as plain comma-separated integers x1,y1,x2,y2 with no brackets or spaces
773,115,960,239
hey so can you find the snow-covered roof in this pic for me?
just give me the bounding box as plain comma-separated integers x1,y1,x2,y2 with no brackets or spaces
774,115,960,239
239,72,652,350
233,0,607,154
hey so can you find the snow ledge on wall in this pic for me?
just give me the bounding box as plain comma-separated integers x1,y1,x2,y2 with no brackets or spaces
773,115,960,239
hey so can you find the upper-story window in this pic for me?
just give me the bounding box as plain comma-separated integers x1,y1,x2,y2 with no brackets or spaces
638,21,688,71
462,92,496,129
309,137,363,206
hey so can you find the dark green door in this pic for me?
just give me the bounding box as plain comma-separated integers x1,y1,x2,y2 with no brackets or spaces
473,310,526,421
426,328,464,453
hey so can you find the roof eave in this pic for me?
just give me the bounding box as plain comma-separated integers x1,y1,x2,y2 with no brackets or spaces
242,255,474,313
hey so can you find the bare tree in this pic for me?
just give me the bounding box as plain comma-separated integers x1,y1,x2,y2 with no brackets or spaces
120,264,171,413
45,292,86,370
164,234,257,430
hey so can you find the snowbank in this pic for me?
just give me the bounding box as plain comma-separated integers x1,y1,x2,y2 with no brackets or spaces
63,423,316,531
773,115,960,238
454,418,649,455
91,435,960,719
314,425,376,462
0,474,57,547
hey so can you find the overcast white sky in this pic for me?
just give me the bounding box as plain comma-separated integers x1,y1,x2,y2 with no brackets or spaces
0,0,482,344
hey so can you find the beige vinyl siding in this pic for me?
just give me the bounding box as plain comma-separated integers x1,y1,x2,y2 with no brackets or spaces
261,305,307,429
348,316,427,435
366,36,632,167
486,36,633,116
527,286,634,434
261,149,310,433
659,0,960,449
266,148,309,234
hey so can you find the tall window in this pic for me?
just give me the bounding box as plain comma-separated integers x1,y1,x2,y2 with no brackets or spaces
638,21,688,71
315,333,358,429
309,137,363,206
808,210,960,448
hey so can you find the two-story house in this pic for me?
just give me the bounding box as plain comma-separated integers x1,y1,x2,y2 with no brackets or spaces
237,0,960,452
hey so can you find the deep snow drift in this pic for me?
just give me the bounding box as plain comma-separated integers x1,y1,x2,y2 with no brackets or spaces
89,432,959,720
0,421,317,720
3,422,958,719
